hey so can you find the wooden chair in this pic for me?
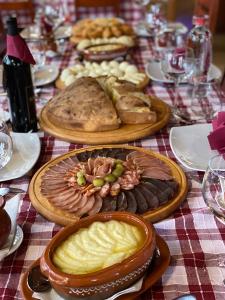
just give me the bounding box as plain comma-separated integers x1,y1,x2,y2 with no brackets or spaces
194,0,220,33
0,0,35,23
75,0,120,19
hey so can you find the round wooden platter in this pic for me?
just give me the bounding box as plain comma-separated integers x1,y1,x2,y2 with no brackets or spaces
20,234,170,300
55,72,149,90
29,145,188,226
39,96,170,145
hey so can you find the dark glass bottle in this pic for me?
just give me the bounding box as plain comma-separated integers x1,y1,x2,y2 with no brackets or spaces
2,17,38,132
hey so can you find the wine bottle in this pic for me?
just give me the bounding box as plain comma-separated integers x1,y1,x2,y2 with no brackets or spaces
2,17,38,132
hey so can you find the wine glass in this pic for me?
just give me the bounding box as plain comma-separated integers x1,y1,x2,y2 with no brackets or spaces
0,121,13,169
202,154,225,224
160,48,195,121
134,0,151,33
188,81,222,121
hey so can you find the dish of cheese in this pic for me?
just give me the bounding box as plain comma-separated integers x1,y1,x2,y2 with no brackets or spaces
60,60,146,87
52,220,144,275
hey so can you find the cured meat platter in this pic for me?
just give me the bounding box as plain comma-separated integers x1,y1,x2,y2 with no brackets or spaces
29,145,188,226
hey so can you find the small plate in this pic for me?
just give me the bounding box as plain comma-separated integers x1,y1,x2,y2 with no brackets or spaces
0,133,41,182
0,225,23,260
134,22,188,37
21,25,72,41
0,65,59,87
146,61,222,83
169,123,217,171
20,235,170,300
33,65,59,87
7,225,23,256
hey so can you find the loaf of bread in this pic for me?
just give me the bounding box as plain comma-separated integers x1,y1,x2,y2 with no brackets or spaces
46,77,120,132
45,76,157,132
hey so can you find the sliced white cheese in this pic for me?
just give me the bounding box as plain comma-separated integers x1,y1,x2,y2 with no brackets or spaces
64,74,76,86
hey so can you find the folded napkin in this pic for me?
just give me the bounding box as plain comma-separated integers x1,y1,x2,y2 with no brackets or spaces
7,35,36,65
0,194,20,261
33,276,144,300
170,47,186,71
207,112,225,154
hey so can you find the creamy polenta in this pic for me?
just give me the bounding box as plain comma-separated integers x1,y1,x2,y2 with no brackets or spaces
52,220,144,275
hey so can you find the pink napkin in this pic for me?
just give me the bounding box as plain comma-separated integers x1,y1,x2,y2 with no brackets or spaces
207,112,225,154
170,47,186,71
7,35,36,65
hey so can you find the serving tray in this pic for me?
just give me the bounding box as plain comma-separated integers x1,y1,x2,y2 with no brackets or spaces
39,97,170,145
29,145,188,226
20,234,170,300
55,72,149,90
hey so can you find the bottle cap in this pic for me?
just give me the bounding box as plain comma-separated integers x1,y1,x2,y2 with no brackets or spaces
192,15,208,26
6,16,18,36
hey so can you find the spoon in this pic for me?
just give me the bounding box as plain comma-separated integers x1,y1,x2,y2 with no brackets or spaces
0,187,25,197
0,188,10,197
27,265,51,293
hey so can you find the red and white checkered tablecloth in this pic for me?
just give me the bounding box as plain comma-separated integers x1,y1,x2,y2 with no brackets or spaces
1,2,225,300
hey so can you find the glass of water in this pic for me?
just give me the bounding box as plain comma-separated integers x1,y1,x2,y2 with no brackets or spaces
0,121,13,169
202,154,225,224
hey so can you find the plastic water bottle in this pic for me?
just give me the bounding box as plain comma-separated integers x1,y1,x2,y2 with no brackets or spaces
186,15,212,83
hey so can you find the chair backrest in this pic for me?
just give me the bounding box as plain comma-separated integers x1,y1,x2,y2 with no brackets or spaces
75,0,120,19
0,0,35,23
194,0,219,33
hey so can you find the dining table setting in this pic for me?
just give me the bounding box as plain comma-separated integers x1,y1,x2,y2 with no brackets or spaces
0,0,225,300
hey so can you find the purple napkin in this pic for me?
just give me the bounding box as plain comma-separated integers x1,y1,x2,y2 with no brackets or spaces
208,112,225,154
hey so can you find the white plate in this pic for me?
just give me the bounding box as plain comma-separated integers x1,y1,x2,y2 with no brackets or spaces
33,65,59,86
0,225,23,261
0,133,41,181
169,123,217,171
0,65,2,87
0,110,10,122
21,25,72,40
0,64,59,87
7,225,24,256
134,22,188,37
146,61,222,83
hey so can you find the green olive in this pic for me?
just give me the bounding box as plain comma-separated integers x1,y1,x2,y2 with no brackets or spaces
76,171,84,178
93,178,105,187
115,159,123,164
104,174,117,183
115,163,124,171
112,168,123,178
77,176,86,186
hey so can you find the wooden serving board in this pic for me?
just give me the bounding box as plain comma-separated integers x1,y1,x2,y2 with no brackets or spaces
39,96,170,145
55,72,149,90
20,234,170,300
29,145,188,226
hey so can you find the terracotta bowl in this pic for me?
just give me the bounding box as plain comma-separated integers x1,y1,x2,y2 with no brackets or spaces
40,212,156,300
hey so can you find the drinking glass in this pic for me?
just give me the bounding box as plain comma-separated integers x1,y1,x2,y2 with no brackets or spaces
202,154,225,224
0,121,13,169
160,48,195,121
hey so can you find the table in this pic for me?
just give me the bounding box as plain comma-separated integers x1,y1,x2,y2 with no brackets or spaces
1,11,225,300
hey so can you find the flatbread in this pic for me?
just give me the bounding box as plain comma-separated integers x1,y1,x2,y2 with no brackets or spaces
46,77,120,132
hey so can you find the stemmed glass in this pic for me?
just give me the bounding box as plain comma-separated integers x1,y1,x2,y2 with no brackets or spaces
202,154,225,224
134,0,151,34
160,48,195,121
0,121,13,169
